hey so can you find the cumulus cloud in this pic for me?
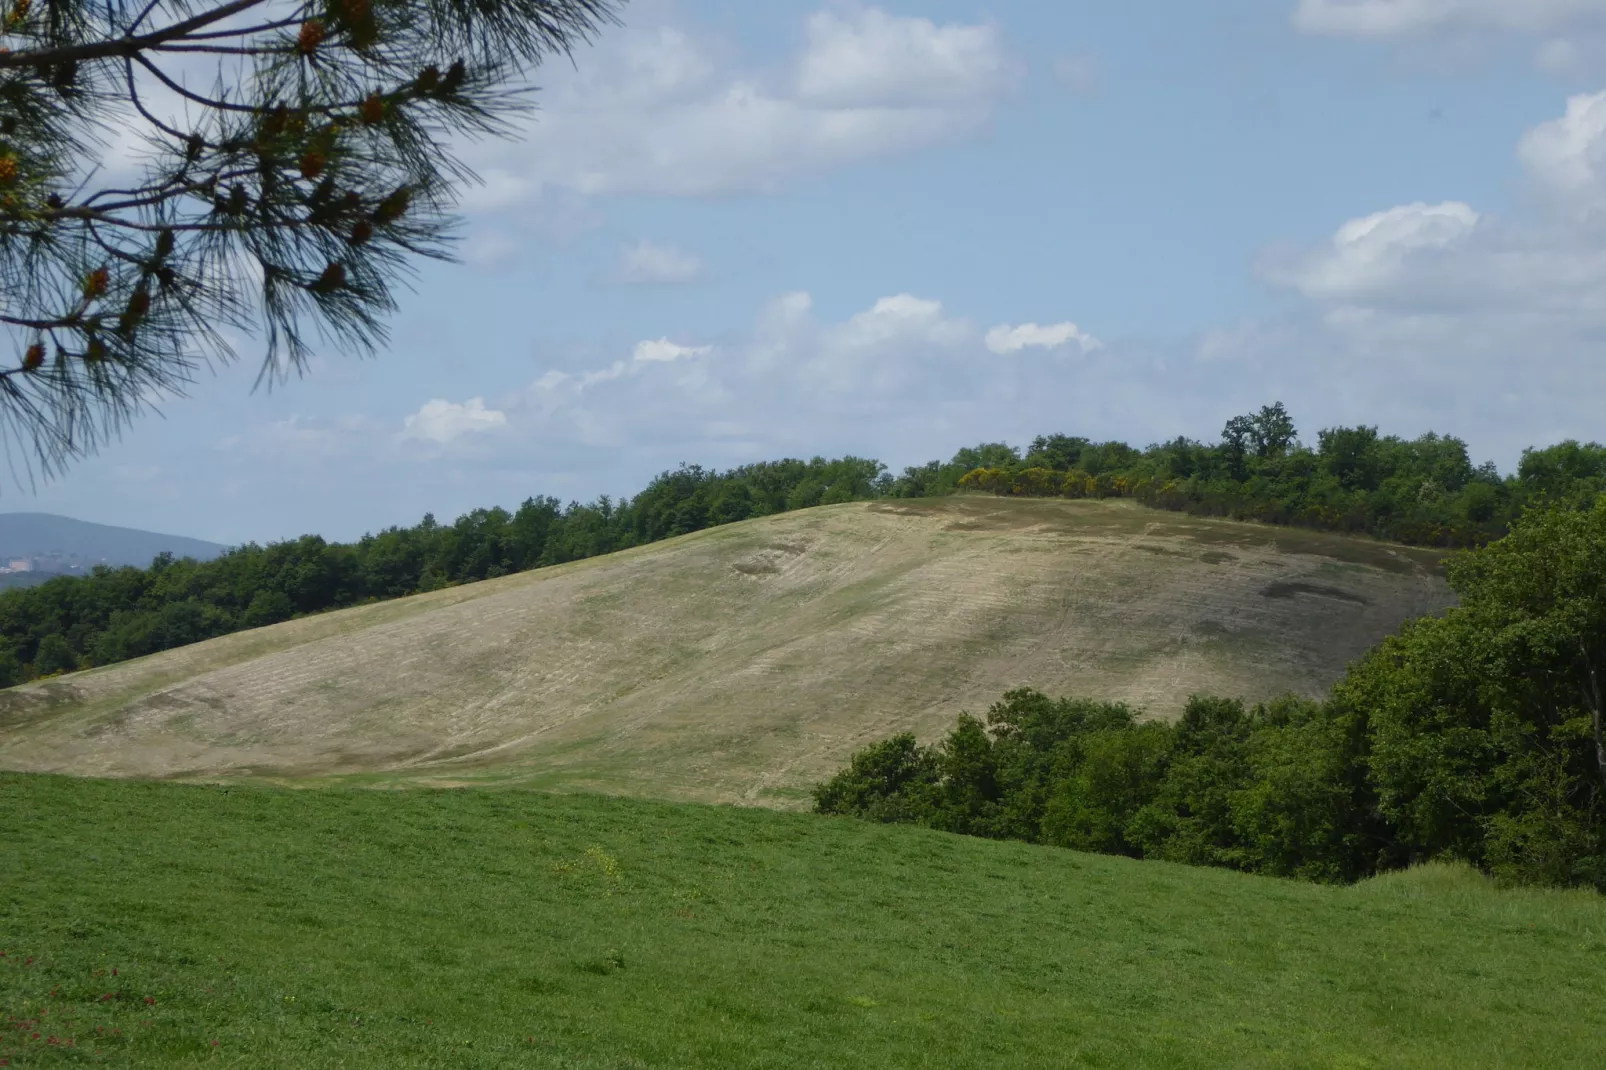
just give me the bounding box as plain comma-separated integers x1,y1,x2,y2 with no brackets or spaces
1262,87,1606,317
462,6,1017,202
464,290,1143,478
477,272,1584,490
985,321,1103,355
633,338,713,363
832,294,964,350
1292,0,1606,37
1518,90,1606,211
795,8,1012,107
1262,201,1481,300
402,398,509,444
618,240,705,285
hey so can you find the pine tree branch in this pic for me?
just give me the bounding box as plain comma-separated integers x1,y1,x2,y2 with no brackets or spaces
0,0,273,69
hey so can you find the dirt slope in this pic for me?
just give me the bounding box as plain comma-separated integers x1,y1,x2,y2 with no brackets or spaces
0,498,1455,805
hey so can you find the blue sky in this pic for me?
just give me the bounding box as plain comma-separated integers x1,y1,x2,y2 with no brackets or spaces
15,0,1606,544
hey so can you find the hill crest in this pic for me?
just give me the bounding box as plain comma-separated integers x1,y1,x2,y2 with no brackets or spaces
0,497,1454,803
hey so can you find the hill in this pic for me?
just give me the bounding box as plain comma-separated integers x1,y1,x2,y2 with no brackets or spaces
0,512,225,571
0,425,1596,687
0,497,1454,802
2,772,1602,1068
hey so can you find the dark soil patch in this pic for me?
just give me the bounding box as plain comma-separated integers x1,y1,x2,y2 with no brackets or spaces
1261,582,1371,606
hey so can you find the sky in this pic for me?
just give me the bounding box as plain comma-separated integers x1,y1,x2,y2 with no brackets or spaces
12,0,1606,545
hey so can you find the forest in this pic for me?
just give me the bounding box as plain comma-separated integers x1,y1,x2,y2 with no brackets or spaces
1,403,1603,684
816,494,1606,892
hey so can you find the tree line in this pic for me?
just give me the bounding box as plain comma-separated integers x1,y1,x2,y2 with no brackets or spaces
2,404,1603,684
0,456,887,684
954,403,1606,548
816,494,1606,892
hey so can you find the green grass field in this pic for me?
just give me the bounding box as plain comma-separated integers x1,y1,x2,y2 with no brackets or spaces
2,775,1602,1068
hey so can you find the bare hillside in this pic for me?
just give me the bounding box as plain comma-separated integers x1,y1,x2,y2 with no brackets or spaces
0,498,1455,805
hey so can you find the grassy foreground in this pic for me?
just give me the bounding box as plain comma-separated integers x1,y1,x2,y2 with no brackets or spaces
2,775,1603,1068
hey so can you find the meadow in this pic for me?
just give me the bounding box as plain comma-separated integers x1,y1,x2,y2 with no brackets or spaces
3,773,1603,1068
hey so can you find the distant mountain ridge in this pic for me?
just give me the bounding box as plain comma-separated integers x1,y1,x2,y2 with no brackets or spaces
0,513,227,576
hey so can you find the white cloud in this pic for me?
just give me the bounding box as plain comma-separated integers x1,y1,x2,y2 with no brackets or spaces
772,291,814,320
474,291,1124,470
985,321,1103,355
470,273,1583,488
1518,90,1606,210
462,6,1016,201
619,240,705,285
1293,0,1606,37
1262,89,1606,319
402,398,509,444
1263,201,1481,300
461,230,521,269
834,294,959,348
795,9,1013,107
633,338,712,363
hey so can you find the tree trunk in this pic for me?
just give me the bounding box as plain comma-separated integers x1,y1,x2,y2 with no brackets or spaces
1583,641,1606,792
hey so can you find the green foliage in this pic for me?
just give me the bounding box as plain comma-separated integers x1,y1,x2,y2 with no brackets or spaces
1040,723,1170,855
31,632,75,675
809,733,938,823
820,689,1381,883
881,442,1021,499
1338,494,1606,888
820,494,1606,892
6,773,1606,1068
954,402,1600,551
1516,440,1606,504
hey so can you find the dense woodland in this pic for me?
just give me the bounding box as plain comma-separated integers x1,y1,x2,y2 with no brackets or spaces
817,495,1606,892
956,403,1606,548
1,404,1604,685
